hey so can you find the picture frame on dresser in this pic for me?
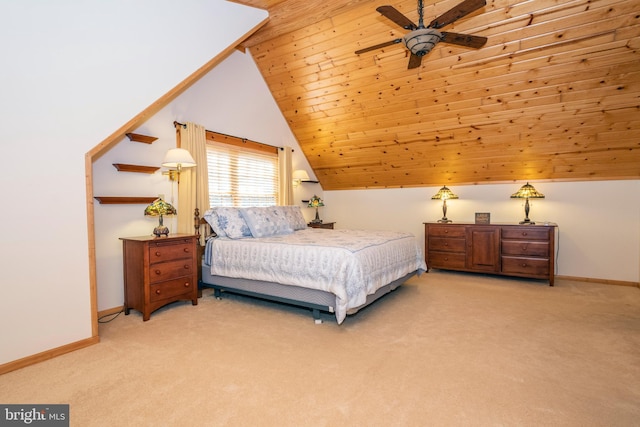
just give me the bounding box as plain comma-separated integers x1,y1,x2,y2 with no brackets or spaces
475,213,490,224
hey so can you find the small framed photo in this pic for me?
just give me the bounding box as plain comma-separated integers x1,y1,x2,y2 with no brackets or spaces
475,212,491,224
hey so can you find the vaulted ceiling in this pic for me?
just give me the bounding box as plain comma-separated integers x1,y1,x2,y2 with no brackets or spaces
238,0,640,190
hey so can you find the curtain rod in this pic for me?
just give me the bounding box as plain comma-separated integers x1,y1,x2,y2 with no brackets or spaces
173,121,285,151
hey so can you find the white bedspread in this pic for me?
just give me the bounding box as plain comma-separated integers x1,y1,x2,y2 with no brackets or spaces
206,228,427,323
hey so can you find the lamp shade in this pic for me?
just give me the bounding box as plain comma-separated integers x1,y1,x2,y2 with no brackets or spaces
144,198,177,217
404,28,443,56
431,186,459,200
162,148,196,169
510,183,545,199
308,195,324,208
292,169,310,181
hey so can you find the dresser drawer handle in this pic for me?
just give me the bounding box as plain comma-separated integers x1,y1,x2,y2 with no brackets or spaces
183,265,191,270
521,245,528,251
155,289,161,295
154,251,161,257
154,269,161,275
521,232,528,236
183,247,191,253
521,263,528,267
184,282,190,287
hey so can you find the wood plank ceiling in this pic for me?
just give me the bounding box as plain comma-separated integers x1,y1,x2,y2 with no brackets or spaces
238,0,640,190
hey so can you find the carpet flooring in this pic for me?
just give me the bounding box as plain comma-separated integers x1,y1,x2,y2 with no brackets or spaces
1,271,639,426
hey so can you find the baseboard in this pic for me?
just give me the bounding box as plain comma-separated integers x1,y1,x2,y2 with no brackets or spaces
98,305,125,318
0,336,100,375
556,275,639,288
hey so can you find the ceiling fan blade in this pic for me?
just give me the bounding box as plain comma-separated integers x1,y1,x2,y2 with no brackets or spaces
376,5,417,30
440,32,487,48
355,38,403,55
408,53,423,69
429,0,486,29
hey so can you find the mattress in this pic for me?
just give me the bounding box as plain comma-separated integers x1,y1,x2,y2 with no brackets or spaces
204,228,427,323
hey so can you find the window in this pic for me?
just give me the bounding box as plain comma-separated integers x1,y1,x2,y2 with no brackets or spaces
206,141,279,207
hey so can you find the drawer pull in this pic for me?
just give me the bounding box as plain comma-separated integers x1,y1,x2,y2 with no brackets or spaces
184,282,190,287
183,248,190,253
155,251,161,257
521,245,528,251
183,265,190,270
154,269,161,275
521,232,528,236
521,263,527,267
155,289,161,295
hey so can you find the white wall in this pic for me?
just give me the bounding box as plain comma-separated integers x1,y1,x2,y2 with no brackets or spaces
323,181,640,283
0,0,267,365
94,50,317,311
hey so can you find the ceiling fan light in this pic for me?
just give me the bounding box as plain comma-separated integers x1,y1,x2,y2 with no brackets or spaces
403,28,442,56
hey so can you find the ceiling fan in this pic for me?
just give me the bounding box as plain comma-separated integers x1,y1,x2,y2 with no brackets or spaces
355,0,488,69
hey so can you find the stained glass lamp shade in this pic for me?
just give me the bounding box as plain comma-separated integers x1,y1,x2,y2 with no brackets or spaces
144,198,177,237
431,186,459,223
510,183,545,224
308,195,324,224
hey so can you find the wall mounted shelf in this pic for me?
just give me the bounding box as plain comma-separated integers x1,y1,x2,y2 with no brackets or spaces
94,196,158,204
112,163,160,174
125,133,158,144
300,180,319,184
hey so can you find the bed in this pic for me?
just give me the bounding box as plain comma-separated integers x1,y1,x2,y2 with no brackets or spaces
195,206,427,324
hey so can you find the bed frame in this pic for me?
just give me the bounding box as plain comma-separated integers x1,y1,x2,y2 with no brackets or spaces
193,208,417,323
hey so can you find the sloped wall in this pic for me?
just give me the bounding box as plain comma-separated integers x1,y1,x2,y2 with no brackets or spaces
0,0,267,366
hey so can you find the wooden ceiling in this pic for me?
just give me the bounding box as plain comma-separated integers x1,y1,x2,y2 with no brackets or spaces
238,0,640,190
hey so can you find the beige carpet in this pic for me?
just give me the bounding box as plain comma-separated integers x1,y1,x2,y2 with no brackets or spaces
2,271,639,426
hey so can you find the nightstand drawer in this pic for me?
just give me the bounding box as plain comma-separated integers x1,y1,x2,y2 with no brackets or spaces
149,242,194,264
502,240,549,257
149,277,196,303
501,256,549,276
148,259,194,283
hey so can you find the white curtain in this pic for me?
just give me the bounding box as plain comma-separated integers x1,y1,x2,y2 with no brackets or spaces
177,122,208,236
278,146,294,205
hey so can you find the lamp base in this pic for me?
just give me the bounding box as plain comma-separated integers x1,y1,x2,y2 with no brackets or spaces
153,226,169,237
519,219,535,225
437,218,452,223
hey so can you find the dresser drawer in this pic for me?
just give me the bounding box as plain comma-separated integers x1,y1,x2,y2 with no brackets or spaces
148,259,194,283
428,252,467,269
149,241,194,264
501,240,549,257
429,237,466,253
427,225,466,238
501,256,549,276
149,277,196,303
501,227,549,241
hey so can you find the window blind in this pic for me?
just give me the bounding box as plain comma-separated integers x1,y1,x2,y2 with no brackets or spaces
206,141,279,207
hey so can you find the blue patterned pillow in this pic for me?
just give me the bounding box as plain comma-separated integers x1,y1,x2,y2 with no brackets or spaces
279,205,307,230
215,207,252,239
203,209,226,238
241,207,293,238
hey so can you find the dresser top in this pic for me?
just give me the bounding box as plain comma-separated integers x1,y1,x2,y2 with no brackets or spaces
424,222,557,227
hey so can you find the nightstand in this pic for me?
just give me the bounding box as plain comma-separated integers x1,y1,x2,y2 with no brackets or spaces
120,234,198,320
308,222,335,229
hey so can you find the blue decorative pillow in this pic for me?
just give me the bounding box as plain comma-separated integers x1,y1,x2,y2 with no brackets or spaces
241,207,293,238
279,205,307,230
203,209,226,238
215,207,252,239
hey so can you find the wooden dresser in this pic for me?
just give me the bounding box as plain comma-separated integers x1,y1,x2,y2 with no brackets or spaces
120,234,198,320
424,223,556,285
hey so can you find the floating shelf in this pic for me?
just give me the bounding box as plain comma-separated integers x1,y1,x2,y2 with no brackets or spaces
94,196,158,204
112,163,160,174
125,133,158,144
301,180,319,184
